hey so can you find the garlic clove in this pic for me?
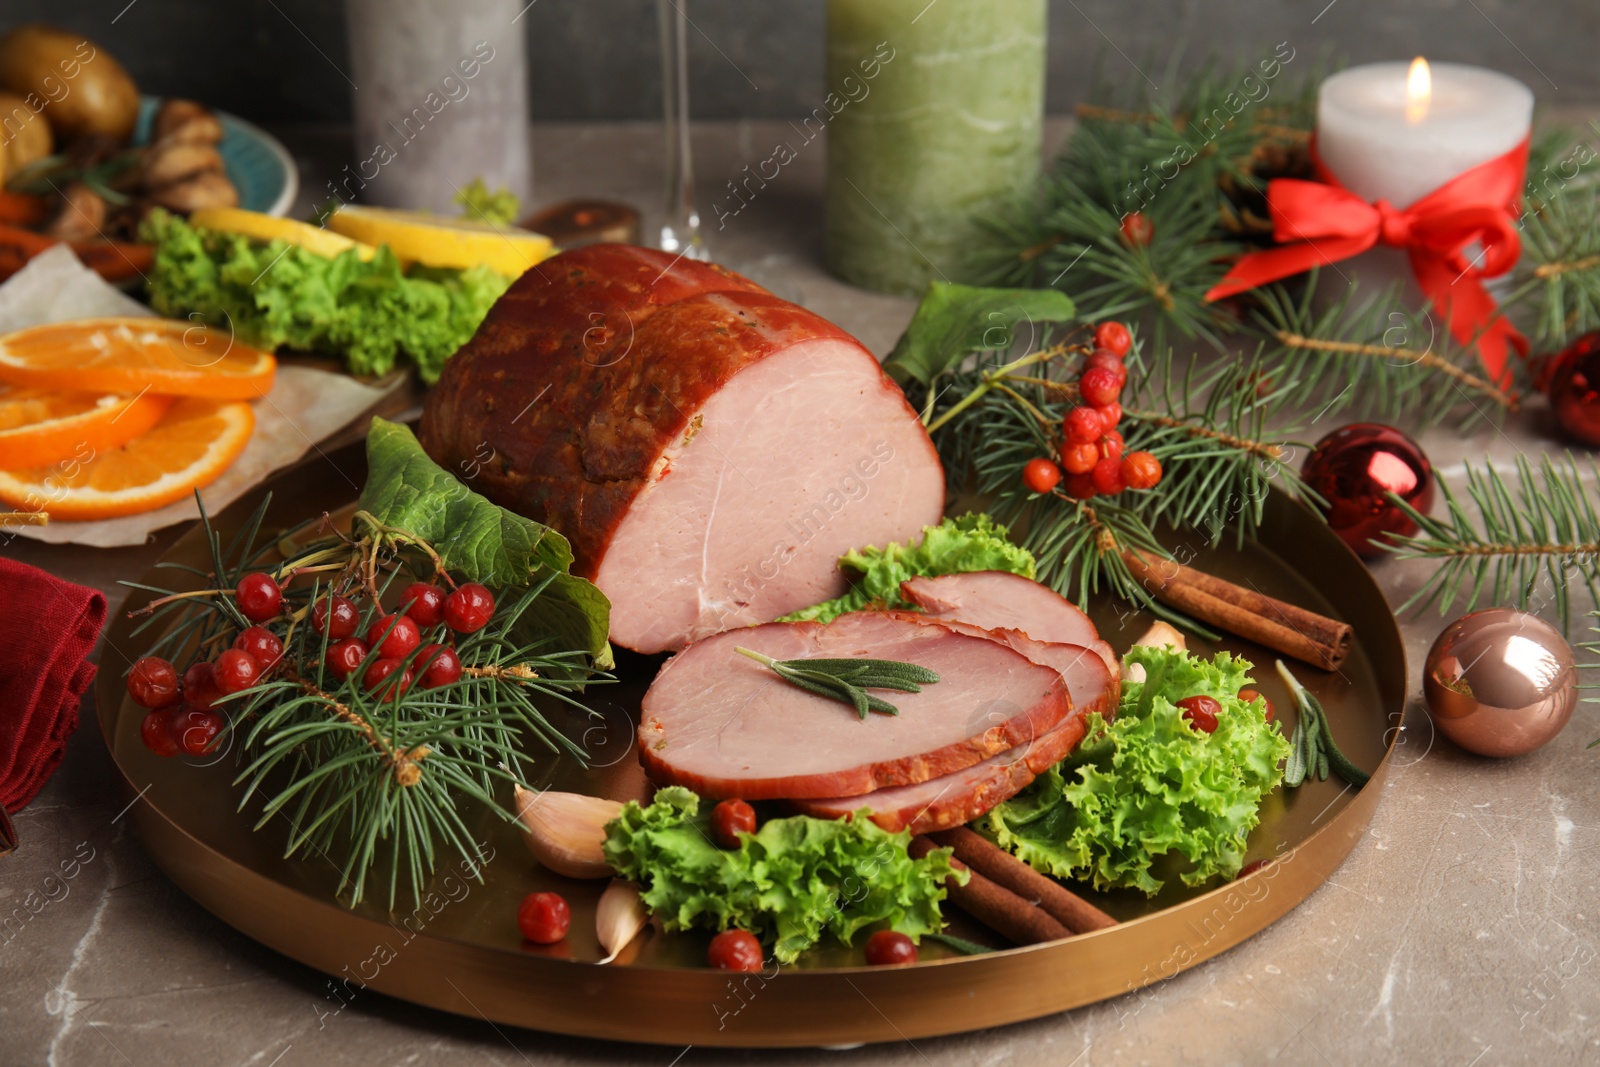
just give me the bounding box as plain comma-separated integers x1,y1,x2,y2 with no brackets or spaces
512,785,623,880
1122,620,1186,684
596,879,649,964
1132,620,1187,652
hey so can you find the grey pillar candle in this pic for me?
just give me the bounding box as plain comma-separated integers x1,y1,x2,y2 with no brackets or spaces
342,0,532,213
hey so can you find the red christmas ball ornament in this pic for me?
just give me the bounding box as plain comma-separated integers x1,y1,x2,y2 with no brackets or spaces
1545,331,1600,447
1302,423,1435,559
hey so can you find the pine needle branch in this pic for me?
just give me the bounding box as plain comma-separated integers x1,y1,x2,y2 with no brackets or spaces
126,494,606,910
1251,278,1521,427
1383,452,1600,630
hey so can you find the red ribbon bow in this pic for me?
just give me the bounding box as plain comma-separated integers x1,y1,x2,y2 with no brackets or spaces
1205,137,1530,385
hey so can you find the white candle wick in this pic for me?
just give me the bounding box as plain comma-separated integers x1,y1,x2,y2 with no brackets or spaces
1406,57,1432,124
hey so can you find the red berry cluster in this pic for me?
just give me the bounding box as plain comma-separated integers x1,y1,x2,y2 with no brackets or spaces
1019,321,1164,501
129,571,498,758
319,580,492,697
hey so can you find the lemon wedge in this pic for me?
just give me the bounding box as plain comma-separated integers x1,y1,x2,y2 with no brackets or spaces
324,204,555,277
189,208,378,261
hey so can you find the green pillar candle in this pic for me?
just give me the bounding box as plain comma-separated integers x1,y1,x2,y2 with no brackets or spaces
825,0,1045,296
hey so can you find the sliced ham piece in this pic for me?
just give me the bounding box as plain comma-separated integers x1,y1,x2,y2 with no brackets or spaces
420,245,945,653
638,611,1072,800
901,571,1117,674
793,643,1116,833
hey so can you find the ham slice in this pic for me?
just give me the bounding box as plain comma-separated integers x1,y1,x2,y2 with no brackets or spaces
420,245,945,653
637,611,1072,800
901,571,1117,673
793,643,1116,833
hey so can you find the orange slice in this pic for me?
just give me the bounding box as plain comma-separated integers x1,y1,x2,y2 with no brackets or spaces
0,318,277,400
0,396,254,520
0,385,175,469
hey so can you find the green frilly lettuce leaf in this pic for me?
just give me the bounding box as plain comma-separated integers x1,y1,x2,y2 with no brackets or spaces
140,209,509,383
358,418,611,667
986,645,1289,895
602,787,963,963
779,513,1035,624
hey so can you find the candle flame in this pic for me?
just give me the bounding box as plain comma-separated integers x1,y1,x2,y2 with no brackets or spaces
1406,56,1432,123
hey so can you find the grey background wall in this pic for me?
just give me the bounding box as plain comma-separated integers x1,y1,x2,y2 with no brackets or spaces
0,0,1588,122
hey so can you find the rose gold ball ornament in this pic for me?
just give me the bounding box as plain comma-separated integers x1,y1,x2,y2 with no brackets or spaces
1423,608,1577,758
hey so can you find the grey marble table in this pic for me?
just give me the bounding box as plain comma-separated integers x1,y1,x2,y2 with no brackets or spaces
2,119,1597,1066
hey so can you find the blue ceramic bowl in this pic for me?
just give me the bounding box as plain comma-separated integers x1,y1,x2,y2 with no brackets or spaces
134,97,298,216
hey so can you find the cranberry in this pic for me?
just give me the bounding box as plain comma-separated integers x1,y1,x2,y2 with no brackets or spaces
1119,211,1154,247
706,929,764,971
140,708,180,757
127,656,180,708
1178,694,1222,734
443,583,496,634
417,644,462,689
172,708,226,756
212,649,259,695
1239,688,1275,724
517,891,571,944
398,582,446,628
1061,441,1098,475
864,930,918,966
182,661,222,710
312,593,359,640
364,657,412,699
1084,349,1126,379
233,626,284,673
1079,366,1123,407
711,799,757,848
1237,859,1274,879
1094,401,1122,430
1021,457,1062,494
1094,321,1133,357
1063,471,1098,500
365,614,421,660
325,638,369,681
1064,406,1104,444
1121,451,1163,490
1097,430,1125,463
1090,456,1125,496
234,572,282,622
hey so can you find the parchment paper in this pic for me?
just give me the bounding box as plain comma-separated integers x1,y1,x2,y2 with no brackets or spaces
2,247,399,547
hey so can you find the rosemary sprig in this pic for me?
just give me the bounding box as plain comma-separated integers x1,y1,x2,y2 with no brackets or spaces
734,647,940,720
1276,661,1370,789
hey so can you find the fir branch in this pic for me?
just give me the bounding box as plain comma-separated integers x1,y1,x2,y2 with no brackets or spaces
128,493,605,910
1251,279,1520,426
1124,348,1308,543
1383,453,1600,630
918,336,1299,606
1504,161,1600,348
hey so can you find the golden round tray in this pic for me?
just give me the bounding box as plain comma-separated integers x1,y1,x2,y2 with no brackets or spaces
98,442,1405,1048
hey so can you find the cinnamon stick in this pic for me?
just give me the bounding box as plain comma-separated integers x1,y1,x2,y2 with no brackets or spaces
1121,550,1352,670
910,835,1069,946
928,827,1117,934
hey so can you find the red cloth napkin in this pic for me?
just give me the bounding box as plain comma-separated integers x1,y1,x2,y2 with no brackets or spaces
0,557,105,813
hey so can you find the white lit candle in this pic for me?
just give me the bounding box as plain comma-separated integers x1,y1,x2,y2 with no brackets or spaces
1317,58,1533,208
1313,59,1533,299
